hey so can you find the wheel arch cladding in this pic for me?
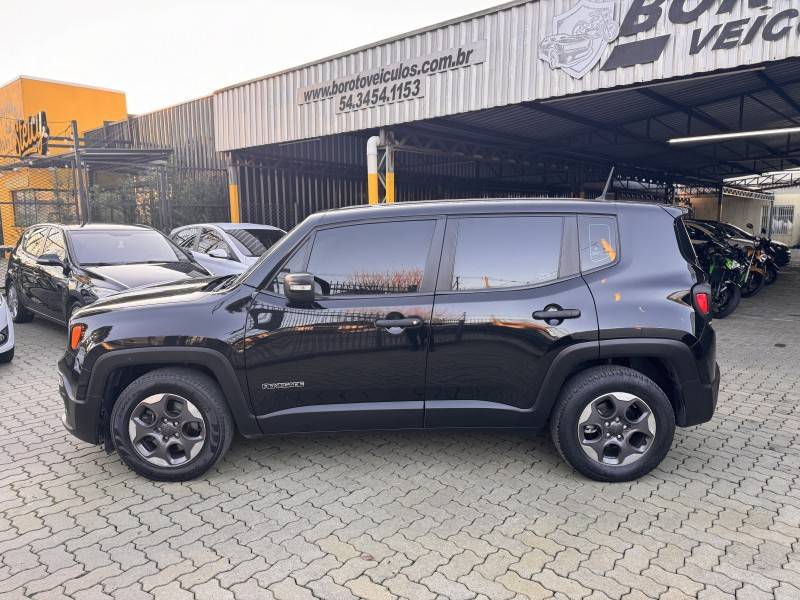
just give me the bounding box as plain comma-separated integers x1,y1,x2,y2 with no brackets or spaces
88,347,261,439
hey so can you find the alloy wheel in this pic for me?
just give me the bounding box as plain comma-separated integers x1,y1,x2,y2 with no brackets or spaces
128,393,207,467
577,392,657,466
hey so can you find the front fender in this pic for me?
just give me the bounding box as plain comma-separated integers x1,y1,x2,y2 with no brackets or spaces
86,347,260,438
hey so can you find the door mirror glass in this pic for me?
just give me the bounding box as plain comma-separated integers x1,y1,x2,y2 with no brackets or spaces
37,253,63,267
284,272,315,304
207,248,230,259
761,228,767,235
746,223,754,229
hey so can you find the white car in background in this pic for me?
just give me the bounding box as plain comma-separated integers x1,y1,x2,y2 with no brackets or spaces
0,292,15,363
169,223,286,276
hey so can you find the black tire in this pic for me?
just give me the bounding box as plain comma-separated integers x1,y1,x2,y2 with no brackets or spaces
110,368,234,481
0,348,13,363
712,284,740,319
550,366,676,482
764,263,778,286
740,271,765,298
5,281,34,323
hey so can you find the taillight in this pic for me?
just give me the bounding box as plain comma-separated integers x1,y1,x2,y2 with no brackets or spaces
69,324,86,350
692,284,712,320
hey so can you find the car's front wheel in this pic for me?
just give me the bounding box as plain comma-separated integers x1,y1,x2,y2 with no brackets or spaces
110,368,234,481
550,366,675,482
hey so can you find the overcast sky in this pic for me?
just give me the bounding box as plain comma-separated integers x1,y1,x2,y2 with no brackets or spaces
4,0,501,114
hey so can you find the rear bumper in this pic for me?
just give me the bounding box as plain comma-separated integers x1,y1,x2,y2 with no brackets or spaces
59,357,100,444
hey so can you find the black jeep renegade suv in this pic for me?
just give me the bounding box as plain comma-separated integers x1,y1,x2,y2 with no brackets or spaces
59,200,719,482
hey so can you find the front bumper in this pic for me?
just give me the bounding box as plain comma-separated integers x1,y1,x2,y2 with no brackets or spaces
58,357,100,444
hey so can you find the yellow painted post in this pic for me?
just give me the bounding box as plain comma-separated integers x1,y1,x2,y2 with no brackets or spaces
229,183,240,223
367,136,379,204
385,146,395,203
368,173,379,205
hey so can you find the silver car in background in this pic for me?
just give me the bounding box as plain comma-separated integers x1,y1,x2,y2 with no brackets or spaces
170,223,285,275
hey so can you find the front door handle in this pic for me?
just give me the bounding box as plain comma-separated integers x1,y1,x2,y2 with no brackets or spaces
532,309,581,320
532,307,581,325
374,318,423,329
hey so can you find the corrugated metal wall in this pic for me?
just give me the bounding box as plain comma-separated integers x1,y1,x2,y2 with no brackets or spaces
214,0,800,150
86,96,224,170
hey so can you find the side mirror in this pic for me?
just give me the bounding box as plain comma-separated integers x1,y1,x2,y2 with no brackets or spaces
37,253,63,267
284,272,315,305
207,248,230,259
761,228,767,235
746,223,754,230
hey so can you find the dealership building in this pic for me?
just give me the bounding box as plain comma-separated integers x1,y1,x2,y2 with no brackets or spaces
6,0,800,245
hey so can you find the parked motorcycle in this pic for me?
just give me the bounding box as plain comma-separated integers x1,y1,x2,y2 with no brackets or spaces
756,235,780,285
698,240,744,318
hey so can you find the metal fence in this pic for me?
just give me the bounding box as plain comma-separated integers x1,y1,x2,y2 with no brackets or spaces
0,159,229,247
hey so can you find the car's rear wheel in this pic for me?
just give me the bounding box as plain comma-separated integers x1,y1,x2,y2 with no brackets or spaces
110,368,234,481
550,366,675,482
5,282,34,323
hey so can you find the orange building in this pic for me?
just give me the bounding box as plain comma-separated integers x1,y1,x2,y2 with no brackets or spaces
0,76,127,246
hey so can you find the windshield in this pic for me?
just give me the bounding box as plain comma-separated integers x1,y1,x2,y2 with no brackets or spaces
722,223,753,238
68,230,189,266
224,228,284,257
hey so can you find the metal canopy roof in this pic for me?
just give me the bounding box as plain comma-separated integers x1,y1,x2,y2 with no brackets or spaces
393,59,800,188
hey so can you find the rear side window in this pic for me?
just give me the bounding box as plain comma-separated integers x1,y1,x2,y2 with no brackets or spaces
447,216,563,290
675,217,699,265
306,220,435,296
579,215,618,272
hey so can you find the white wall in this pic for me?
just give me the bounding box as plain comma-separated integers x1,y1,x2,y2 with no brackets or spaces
686,194,770,236
771,188,800,247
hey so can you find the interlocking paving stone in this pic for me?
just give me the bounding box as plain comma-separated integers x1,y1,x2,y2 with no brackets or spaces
1,257,800,599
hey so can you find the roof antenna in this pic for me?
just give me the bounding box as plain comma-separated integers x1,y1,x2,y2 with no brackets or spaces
597,166,615,201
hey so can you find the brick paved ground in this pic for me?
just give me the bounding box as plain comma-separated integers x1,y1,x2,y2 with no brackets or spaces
1,258,799,600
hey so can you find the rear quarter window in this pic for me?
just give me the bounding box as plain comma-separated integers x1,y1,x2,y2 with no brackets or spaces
675,217,699,265
578,215,618,272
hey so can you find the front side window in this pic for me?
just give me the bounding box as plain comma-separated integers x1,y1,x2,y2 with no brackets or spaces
197,229,232,258
67,230,186,266
306,220,435,296
41,228,66,261
448,216,563,291
23,227,47,256
173,228,198,250
579,215,619,272
266,238,312,295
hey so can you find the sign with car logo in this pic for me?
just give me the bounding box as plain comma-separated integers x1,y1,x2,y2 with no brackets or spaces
539,0,619,78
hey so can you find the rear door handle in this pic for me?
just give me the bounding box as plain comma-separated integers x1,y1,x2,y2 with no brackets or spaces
375,318,423,329
532,308,581,321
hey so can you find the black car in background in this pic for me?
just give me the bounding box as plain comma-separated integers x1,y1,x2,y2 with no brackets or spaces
5,223,211,326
